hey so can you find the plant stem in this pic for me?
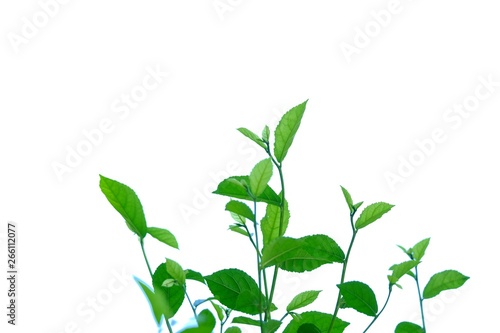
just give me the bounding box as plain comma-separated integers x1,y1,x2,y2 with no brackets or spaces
183,285,198,320
253,199,264,333
140,237,154,278
414,265,427,332
266,153,286,320
363,286,392,332
328,211,358,333
140,238,173,333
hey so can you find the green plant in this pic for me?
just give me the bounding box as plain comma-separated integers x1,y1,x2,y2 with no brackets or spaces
99,100,468,333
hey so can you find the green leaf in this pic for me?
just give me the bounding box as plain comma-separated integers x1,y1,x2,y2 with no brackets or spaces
261,200,290,246
214,176,281,206
237,128,267,149
411,238,430,261
298,324,321,333
134,277,165,326
152,262,185,319
394,321,424,333
337,281,378,317
423,270,469,299
178,309,216,333
99,175,147,238
388,261,419,285
262,125,270,142
147,227,179,249
340,186,353,213
226,200,255,222
286,290,322,312
283,311,349,333
211,301,225,321
185,269,205,284
225,327,242,333
264,320,282,333
232,316,260,326
273,100,308,163
261,235,345,272
355,202,394,229
205,268,272,315
166,258,185,286
229,225,249,237
249,158,274,197
352,202,363,211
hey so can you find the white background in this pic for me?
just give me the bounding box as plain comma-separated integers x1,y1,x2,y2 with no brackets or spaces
1,0,499,332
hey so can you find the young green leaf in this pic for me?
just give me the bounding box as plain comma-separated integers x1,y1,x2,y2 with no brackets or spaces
210,301,225,321
352,202,363,211
411,237,430,261
213,176,281,206
286,290,322,312
261,235,345,272
273,100,308,163
134,277,166,326
264,320,282,333
147,227,179,249
178,309,216,333
232,316,260,326
229,224,250,237
237,128,267,149
225,200,255,222
337,281,378,317
423,270,469,299
340,186,354,213
388,261,419,285
262,125,270,142
355,202,394,229
99,175,148,238
225,327,242,333
394,321,424,333
152,262,185,318
261,200,290,246
283,311,349,333
249,158,273,197
166,258,186,286
185,269,206,284
298,323,321,333
205,268,272,315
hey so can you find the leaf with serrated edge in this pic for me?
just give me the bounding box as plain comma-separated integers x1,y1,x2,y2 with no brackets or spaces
261,235,344,272
388,261,419,285
274,100,308,163
340,186,353,212
337,281,378,316
249,158,273,197
283,311,349,333
99,175,148,238
148,227,179,249
166,258,185,286
237,128,266,149
395,321,424,333
411,238,430,261
286,290,322,312
213,176,281,206
423,270,469,299
261,200,290,246
355,202,394,229
226,200,255,222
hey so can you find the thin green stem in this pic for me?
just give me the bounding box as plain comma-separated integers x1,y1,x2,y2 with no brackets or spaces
253,199,264,333
140,238,173,333
183,285,198,320
266,157,286,320
328,211,358,333
414,265,427,332
140,237,154,278
363,286,393,332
